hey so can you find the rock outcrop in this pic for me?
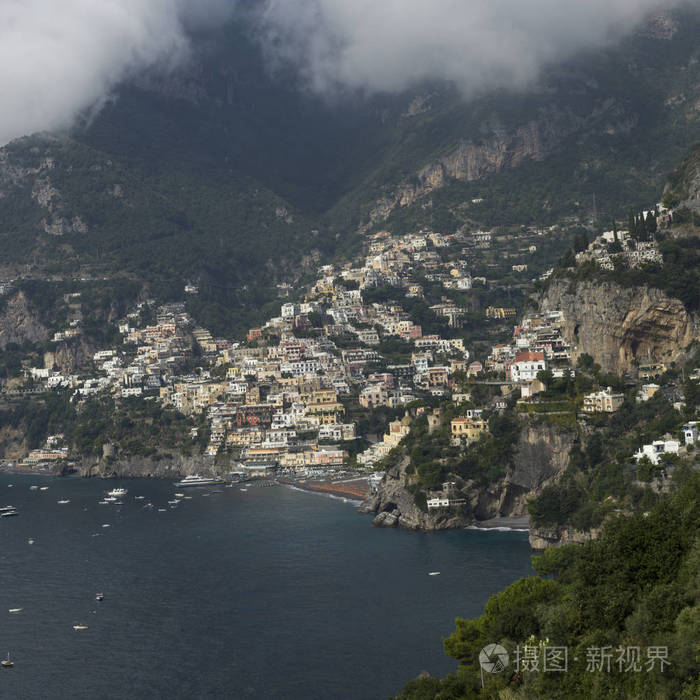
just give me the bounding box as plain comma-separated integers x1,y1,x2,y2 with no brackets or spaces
540,279,700,374
529,526,602,551
0,290,49,349
360,420,574,537
71,453,218,479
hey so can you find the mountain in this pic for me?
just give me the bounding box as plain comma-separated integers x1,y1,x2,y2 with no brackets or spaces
1,7,700,335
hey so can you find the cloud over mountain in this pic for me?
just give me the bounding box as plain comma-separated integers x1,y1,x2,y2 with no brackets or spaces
0,0,690,147
0,0,235,146
258,0,688,95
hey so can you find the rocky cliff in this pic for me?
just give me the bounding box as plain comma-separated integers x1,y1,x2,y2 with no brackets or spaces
540,279,700,374
0,290,49,349
70,452,218,479
366,115,576,228
529,525,602,551
359,420,574,535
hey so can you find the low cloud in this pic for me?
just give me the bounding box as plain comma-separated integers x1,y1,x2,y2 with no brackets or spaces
0,0,236,147
258,0,688,95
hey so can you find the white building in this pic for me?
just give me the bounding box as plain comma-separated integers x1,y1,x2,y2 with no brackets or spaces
633,440,680,466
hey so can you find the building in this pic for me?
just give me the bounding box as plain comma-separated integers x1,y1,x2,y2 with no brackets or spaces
583,387,625,413
508,351,546,383
450,416,488,445
682,422,699,445
633,440,680,465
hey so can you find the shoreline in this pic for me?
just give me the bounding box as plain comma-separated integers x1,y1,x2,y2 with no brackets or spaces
278,477,369,502
469,515,530,531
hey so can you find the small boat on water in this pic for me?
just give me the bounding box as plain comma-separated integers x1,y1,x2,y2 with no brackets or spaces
40,486,49,491
2,653,13,668
95,593,104,602
0,505,16,512
1,510,18,518
158,508,166,512
167,499,180,505
8,608,22,614
98,501,109,505
428,572,441,576
30,485,39,491
174,474,226,488
134,495,145,500
107,488,127,498
101,524,111,528
73,625,88,631
57,499,70,505
28,538,35,545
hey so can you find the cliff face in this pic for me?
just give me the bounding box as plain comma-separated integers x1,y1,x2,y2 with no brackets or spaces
359,421,574,533
0,290,49,349
367,116,573,227
540,279,700,374
529,526,601,551
71,453,217,479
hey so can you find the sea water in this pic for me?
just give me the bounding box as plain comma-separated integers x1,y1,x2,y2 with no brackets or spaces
0,474,533,699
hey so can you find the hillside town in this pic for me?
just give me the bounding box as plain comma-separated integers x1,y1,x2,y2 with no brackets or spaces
10,214,700,503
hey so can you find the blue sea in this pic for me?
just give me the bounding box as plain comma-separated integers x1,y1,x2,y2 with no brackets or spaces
0,474,533,699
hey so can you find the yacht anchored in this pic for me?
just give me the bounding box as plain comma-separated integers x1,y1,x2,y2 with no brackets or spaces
107,488,127,498
2,653,13,668
174,474,226,488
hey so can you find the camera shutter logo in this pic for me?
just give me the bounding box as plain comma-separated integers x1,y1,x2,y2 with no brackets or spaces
479,644,509,674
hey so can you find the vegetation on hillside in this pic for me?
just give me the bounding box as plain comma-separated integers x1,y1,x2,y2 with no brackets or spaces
396,467,700,699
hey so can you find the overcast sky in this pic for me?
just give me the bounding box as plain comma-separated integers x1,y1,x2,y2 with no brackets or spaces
0,0,688,147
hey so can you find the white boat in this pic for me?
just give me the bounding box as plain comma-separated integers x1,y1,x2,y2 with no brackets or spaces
107,488,127,498
98,501,109,505
2,653,13,668
167,499,180,505
1,511,18,517
101,524,111,528
40,487,49,491
174,493,185,498
157,508,166,512
73,625,88,631
57,499,70,505
28,538,35,545
8,609,22,614
428,572,441,576
0,506,16,512
30,485,39,491
174,474,226,488
134,495,145,500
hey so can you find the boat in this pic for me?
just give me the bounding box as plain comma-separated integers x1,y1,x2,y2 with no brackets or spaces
0,506,16,512
1,510,18,518
174,492,185,498
104,496,117,502
107,488,127,498
174,474,227,488
8,608,22,614
72,625,88,631
40,487,49,491
167,499,180,505
157,508,166,512
134,495,145,500
28,538,35,545
428,571,441,576
95,593,104,602
30,485,39,491
98,501,109,505
57,499,70,504
239,488,248,492
2,653,13,668
101,524,111,528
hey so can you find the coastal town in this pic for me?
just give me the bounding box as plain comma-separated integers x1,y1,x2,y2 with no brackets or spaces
4,204,698,507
